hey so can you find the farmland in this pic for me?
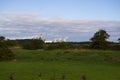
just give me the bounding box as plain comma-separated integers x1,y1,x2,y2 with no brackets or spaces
0,49,120,80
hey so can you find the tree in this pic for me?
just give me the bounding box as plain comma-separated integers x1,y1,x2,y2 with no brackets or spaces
0,36,5,41
0,36,15,61
90,29,110,49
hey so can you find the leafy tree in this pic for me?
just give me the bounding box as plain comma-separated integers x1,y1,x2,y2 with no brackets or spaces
90,29,110,49
0,36,5,41
0,36,15,61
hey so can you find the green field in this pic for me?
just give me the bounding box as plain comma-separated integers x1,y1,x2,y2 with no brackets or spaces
0,49,120,80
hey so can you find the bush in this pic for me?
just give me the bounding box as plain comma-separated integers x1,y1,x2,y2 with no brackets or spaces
45,42,69,50
0,47,15,61
0,36,15,61
22,38,45,50
5,39,18,47
109,44,120,50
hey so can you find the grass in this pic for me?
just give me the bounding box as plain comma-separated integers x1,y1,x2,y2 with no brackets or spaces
0,49,120,80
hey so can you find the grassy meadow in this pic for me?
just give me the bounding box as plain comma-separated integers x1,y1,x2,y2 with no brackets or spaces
0,49,120,80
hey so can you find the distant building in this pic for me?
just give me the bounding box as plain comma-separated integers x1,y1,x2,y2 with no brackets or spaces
45,37,67,43
45,40,53,43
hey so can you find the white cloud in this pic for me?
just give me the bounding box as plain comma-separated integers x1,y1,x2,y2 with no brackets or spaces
0,12,120,41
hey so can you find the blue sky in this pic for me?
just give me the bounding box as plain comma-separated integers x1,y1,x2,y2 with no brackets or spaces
1,0,120,20
0,0,120,41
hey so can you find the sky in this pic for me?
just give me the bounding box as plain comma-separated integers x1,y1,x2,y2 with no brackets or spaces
0,0,120,42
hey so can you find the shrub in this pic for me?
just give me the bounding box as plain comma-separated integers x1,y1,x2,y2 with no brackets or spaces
0,36,15,61
22,38,45,50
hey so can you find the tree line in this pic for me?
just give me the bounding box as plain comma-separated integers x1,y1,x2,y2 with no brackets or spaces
0,29,120,61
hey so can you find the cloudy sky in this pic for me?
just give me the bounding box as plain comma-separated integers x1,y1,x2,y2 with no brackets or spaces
0,0,120,42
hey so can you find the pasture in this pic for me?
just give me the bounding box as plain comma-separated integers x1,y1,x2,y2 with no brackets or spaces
0,49,120,80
